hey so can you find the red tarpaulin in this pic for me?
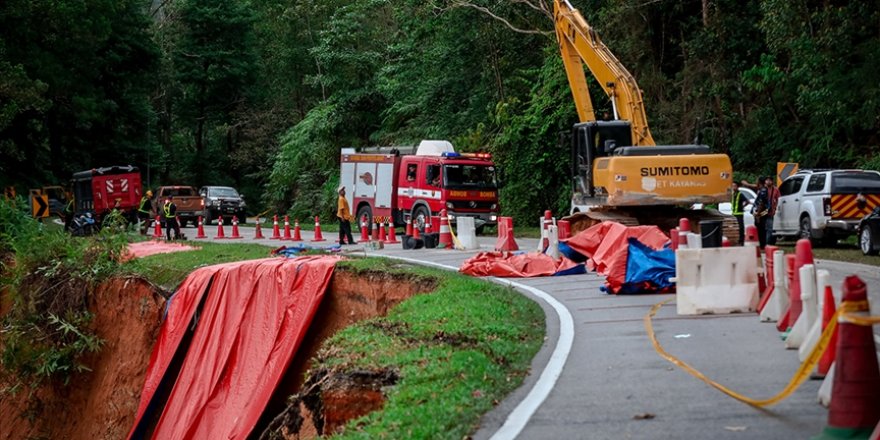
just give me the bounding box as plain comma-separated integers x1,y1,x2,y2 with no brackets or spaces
123,240,197,261
128,255,339,440
562,222,669,292
459,252,581,277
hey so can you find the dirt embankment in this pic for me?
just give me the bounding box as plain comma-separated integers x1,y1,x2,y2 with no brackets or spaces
1,265,437,440
0,277,166,440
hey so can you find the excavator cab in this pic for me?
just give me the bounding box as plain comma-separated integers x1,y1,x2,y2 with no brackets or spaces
571,120,632,197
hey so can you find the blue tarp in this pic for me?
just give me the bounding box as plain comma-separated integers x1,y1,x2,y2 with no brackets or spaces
618,238,675,294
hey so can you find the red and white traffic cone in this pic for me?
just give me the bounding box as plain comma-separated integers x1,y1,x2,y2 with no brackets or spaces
152,216,163,238
378,219,387,242
195,216,207,239
813,285,838,379
271,215,281,239
254,216,264,239
815,276,880,439
438,209,452,249
679,218,692,248
371,219,380,242
282,215,292,240
292,218,303,241
229,216,243,239
358,215,370,243
214,216,227,239
312,216,325,242
412,219,421,239
784,239,815,342
541,210,553,250
384,219,399,244
431,216,441,235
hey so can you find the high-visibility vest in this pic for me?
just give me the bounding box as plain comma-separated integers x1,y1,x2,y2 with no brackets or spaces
138,196,150,214
731,191,744,215
163,202,175,219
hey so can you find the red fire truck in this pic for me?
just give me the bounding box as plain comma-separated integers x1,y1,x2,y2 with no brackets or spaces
340,140,500,233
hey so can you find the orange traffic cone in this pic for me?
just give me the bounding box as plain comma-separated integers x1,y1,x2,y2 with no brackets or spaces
214,216,227,239
282,215,292,240
292,218,303,241
814,285,838,379
438,209,452,249
254,216,264,239
378,219,387,242
541,210,552,250
152,216,163,238
814,276,880,439
312,216,325,242
196,216,207,239
385,219,399,244
412,219,421,239
229,216,243,239
271,215,281,239
358,215,370,243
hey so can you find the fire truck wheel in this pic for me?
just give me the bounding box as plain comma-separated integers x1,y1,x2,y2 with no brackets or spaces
356,205,373,235
413,205,430,232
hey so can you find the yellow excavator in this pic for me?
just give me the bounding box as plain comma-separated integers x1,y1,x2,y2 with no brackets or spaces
554,0,739,243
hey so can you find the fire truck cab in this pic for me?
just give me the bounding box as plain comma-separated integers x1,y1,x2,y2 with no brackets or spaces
340,140,499,233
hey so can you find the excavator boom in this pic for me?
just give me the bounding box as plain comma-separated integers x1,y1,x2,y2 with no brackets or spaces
554,0,655,146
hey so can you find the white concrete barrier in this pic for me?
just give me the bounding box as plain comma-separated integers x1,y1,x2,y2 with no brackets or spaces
457,216,480,250
673,247,759,315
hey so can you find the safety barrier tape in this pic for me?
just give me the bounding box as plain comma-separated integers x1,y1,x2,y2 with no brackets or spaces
644,298,876,407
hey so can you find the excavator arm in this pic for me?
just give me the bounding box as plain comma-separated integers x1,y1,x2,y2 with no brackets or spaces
554,0,655,146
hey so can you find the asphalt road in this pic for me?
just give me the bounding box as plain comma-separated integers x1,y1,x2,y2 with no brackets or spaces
175,225,880,439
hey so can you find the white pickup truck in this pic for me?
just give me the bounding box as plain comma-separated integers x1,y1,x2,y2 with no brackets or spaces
773,169,880,245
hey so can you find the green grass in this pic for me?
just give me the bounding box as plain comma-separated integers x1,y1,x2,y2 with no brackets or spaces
775,236,880,267
124,242,276,289
314,257,545,439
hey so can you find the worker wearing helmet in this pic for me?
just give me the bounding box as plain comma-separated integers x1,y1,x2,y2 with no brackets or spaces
163,197,180,240
138,190,154,235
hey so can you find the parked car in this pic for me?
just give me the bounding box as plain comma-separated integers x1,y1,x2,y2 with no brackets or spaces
153,186,203,227
774,169,880,245
199,186,247,225
858,206,880,256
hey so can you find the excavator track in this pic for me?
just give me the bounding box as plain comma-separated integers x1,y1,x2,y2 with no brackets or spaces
563,207,741,245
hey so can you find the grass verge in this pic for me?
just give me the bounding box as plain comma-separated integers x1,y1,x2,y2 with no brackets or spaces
775,237,880,267
306,257,545,439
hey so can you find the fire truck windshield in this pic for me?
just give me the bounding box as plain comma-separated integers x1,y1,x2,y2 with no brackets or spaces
443,164,497,190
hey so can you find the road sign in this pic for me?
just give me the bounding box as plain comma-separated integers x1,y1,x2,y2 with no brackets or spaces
3,186,14,200
777,162,798,186
31,193,49,218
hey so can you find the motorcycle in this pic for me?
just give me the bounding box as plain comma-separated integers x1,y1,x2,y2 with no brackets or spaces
68,212,97,237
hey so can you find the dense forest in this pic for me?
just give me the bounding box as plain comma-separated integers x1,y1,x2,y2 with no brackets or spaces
2,0,879,221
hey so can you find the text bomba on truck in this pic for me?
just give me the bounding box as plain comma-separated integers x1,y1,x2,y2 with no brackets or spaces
340,140,500,233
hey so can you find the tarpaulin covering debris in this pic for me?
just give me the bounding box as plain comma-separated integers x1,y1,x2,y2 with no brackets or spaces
123,240,197,261
561,222,671,294
459,252,583,277
128,255,339,440
619,238,676,294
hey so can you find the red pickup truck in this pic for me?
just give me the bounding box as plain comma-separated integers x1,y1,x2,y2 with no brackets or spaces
152,186,203,227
